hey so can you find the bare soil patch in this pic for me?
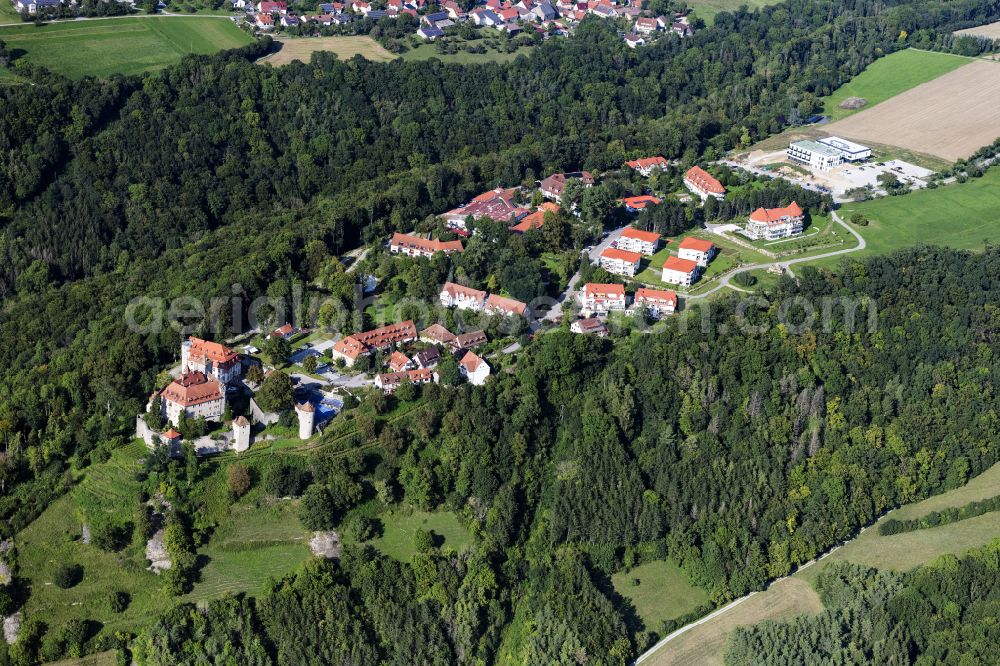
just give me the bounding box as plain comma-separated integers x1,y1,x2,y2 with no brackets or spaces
955,20,1000,40
259,36,397,66
824,59,1000,161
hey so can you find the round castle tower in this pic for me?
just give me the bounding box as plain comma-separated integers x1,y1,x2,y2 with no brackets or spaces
232,415,251,453
294,402,315,440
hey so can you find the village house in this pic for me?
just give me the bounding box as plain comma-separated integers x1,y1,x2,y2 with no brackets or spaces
443,0,465,18
471,7,502,24
744,202,805,240
270,323,296,339
623,34,645,48
484,294,530,318
388,351,413,373
351,0,371,13
330,320,417,366
625,156,669,176
617,227,661,255
442,187,530,230
661,256,701,286
440,282,487,310
390,232,464,257
181,337,243,385
418,25,445,39
420,323,457,346
257,0,287,12
460,351,491,385
633,287,677,318
634,16,659,33
620,195,662,213
13,0,61,13
255,13,275,28
570,317,609,336
415,347,441,369
580,283,627,316
599,247,642,277
451,329,488,351
684,166,726,201
281,14,301,26
155,371,227,426
375,367,438,394
540,171,595,202
510,202,559,233
677,237,716,267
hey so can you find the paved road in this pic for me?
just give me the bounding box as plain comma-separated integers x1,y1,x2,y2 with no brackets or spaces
688,211,865,300
537,224,632,326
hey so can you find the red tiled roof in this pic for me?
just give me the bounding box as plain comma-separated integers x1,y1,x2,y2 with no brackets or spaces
187,337,239,365
635,287,677,306
678,237,715,253
391,232,464,254
748,202,804,224
485,293,528,316
460,351,484,372
271,323,294,338
388,351,411,372
621,195,662,210
541,171,595,196
583,283,625,298
333,320,417,360
662,256,698,274
601,247,642,263
162,428,182,440
442,281,487,301
685,166,725,195
510,202,559,233
625,156,667,169
621,227,661,243
420,323,457,344
379,367,435,387
161,371,224,407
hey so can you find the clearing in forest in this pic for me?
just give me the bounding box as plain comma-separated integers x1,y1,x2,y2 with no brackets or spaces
640,459,1000,665
0,17,252,79
259,36,397,65
954,20,1000,40
824,59,1000,161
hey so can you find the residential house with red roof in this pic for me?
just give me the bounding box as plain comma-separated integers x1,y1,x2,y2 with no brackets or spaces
661,256,701,286
442,187,530,229
156,371,227,426
440,282,487,310
580,283,626,316
375,367,438,394
510,202,559,233
420,323,457,346
744,202,804,240
450,329,488,351
460,351,491,386
633,287,677,318
388,351,413,373
484,294,530,318
181,337,243,385
570,317,609,336
257,0,287,12
677,237,717,267
684,166,726,201
540,171,595,202
634,16,659,33
331,320,417,366
390,232,464,258
255,13,275,28
625,156,669,176
620,195,662,213
270,323,296,340
599,247,642,277
617,227,661,255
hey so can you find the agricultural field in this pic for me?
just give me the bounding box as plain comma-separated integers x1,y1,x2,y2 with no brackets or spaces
954,20,1000,40
611,560,710,633
641,459,1000,665
807,168,1000,270
259,35,396,65
0,17,253,79
685,0,782,25
824,59,1000,161
821,49,972,121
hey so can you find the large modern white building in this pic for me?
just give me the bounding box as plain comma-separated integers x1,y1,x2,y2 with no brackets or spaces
787,140,843,171
817,136,871,162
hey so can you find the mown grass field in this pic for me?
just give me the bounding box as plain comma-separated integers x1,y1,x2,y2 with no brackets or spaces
821,48,972,121
642,459,1000,665
0,17,252,78
369,509,473,561
43,651,118,666
686,0,782,25
260,35,396,65
611,560,710,632
808,169,1000,270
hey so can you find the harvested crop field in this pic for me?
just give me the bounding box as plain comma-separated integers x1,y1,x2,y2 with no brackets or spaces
824,59,1000,161
955,20,1000,40
259,36,396,65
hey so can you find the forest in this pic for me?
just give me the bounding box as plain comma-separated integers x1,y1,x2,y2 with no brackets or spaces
3,0,1000,662
725,540,1000,664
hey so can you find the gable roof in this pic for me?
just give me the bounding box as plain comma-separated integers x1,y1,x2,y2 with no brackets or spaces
620,195,662,210
391,232,464,254
510,202,559,233
620,227,661,243
583,283,625,298
161,371,224,407
662,256,698,274
186,337,240,365
485,294,528,316
460,351,485,372
625,156,668,170
678,237,715,253
635,287,678,305
685,166,726,195
420,323,457,344
441,281,487,302
600,247,642,263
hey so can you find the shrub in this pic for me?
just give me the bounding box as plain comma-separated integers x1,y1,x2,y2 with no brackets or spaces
53,563,84,589
107,590,130,613
227,464,252,499
299,483,337,531
412,528,435,553
346,516,382,541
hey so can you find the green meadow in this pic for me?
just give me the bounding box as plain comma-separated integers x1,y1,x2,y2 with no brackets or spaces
0,17,252,78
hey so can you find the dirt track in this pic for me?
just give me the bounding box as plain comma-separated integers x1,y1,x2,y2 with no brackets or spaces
824,59,1000,161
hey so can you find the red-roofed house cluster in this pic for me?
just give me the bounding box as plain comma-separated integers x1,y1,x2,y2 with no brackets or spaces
662,236,718,286
744,202,805,240
577,283,677,320
371,320,492,393
439,281,530,318
390,232,465,258
150,337,248,428
331,320,419,367
684,166,726,201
